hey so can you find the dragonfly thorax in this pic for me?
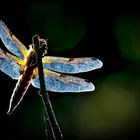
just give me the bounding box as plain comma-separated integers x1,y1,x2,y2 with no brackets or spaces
24,47,36,68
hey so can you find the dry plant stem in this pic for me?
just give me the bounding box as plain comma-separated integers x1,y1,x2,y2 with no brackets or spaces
40,97,49,139
32,35,63,140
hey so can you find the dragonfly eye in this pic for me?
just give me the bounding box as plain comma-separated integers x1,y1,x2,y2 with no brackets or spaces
39,38,47,46
40,43,48,57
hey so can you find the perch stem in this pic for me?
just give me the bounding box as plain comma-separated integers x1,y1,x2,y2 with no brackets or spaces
32,35,63,140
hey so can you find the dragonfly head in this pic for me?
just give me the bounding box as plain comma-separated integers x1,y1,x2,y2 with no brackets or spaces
29,38,48,57
39,38,48,57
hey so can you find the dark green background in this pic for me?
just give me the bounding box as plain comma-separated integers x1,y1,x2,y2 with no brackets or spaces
0,1,140,140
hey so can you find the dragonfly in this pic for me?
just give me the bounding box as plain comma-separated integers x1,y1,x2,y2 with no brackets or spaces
0,20,103,114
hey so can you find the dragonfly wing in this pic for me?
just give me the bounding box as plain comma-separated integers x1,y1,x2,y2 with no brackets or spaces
0,48,24,79
0,20,28,59
42,56,103,73
0,57,21,79
31,69,95,92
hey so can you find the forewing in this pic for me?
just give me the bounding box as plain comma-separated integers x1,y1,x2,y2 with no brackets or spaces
0,20,28,59
31,69,95,92
42,56,103,73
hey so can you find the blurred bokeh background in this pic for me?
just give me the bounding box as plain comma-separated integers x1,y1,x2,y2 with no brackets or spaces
0,1,140,140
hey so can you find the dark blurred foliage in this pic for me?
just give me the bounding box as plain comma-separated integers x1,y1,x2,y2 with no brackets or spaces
0,1,140,140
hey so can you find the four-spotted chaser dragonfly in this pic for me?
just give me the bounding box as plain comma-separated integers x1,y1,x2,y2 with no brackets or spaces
0,20,103,114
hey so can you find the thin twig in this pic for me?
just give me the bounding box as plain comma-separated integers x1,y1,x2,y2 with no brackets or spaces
32,35,63,140
40,98,49,139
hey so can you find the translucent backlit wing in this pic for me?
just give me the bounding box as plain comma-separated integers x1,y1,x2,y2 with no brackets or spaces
0,48,24,79
31,69,95,92
42,56,103,74
0,20,28,59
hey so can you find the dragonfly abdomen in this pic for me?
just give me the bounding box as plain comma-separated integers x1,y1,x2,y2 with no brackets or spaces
7,65,36,114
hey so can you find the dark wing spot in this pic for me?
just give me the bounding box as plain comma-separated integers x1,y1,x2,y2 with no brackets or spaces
91,57,97,60
84,79,90,83
10,31,13,37
69,58,75,62
60,74,66,78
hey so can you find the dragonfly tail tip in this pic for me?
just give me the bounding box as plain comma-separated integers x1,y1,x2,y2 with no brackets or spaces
7,111,12,115
7,108,14,115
